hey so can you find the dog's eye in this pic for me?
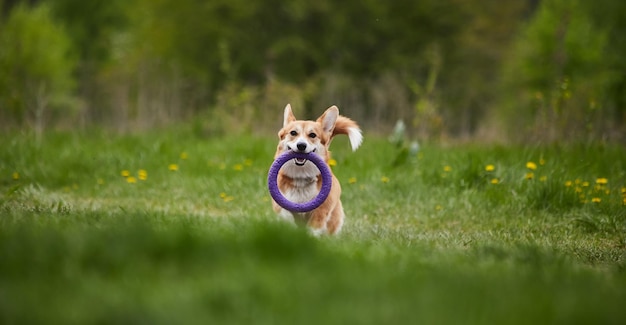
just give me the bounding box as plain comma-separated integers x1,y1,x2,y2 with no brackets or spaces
290,130,297,136
309,133,317,138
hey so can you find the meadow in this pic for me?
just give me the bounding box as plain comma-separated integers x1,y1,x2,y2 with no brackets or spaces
1,129,625,324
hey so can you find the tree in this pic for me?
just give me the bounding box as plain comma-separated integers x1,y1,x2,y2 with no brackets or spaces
581,0,626,136
498,0,611,142
0,3,76,136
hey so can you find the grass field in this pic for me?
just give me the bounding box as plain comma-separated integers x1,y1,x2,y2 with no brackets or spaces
1,129,625,324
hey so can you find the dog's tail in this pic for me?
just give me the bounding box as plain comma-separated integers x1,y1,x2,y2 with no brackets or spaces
333,116,363,151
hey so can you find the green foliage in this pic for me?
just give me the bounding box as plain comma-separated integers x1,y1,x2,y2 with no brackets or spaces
581,0,626,124
49,0,127,64
0,3,77,131
2,0,626,141
498,0,617,141
0,0,528,137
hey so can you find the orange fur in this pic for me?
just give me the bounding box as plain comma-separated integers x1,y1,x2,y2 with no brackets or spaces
271,104,362,235
332,116,359,138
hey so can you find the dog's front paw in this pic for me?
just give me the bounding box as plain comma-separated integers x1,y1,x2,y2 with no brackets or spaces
278,209,296,225
308,226,326,237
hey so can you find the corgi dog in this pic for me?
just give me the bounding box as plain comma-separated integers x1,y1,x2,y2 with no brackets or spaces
272,104,362,235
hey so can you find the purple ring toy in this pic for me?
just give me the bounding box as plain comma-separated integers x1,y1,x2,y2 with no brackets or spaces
267,151,332,213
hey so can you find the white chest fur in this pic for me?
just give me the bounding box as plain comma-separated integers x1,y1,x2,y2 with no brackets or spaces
283,177,319,203
279,159,320,203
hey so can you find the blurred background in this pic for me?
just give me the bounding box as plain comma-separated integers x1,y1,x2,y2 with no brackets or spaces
0,0,624,143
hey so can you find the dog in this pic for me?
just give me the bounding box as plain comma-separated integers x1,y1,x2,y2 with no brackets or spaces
272,104,362,235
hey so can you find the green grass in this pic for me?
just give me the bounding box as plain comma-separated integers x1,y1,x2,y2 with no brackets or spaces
1,129,626,324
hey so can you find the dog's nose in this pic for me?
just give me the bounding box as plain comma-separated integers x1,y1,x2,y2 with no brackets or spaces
296,142,307,152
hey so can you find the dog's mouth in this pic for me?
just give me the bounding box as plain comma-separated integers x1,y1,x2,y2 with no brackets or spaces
289,148,316,166
294,158,307,166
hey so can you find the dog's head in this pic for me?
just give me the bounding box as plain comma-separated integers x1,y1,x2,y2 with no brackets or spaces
275,104,362,178
275,104,336,174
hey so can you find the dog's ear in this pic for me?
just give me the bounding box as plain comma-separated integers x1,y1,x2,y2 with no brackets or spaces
317,105,339,135
283,104,296,127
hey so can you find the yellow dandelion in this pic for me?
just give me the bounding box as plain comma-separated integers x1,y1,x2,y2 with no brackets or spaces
575,187,583,193
138,169,148,180
526,161,537,170
525,172,534,180
623,197,626,205
168,164,179,171
121,170,130,177
220,192,234,202
490,178,499,184
12,172,19,180
328,159,337,167
565,181,572,187
622,187,626,195
233,164,243,171
435,205,443,211
180,152,188,160
605,189,610,195
485,164,495,172
539,175,547,182
443,166,452,172
591,197,601,203
539,158,546,165
595,178,608,185
127,176,137,184
244,159,253,166
348,177,357,184
381,176,390,183
582,181,589,187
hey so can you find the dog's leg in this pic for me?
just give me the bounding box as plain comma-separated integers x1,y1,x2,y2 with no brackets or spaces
326,201,345,235
308,176,343,236
307,208,330,236
278,209,297,225
273,201,296,226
